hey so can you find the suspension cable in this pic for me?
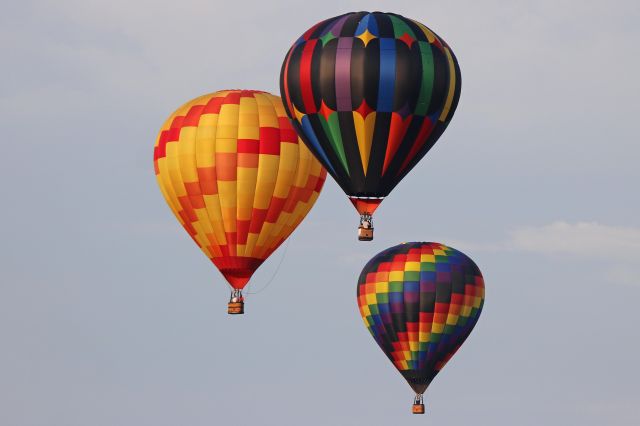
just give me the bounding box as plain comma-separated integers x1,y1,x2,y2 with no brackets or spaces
245,238,291,297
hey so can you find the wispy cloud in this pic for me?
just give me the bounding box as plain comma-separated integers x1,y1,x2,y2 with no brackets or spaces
511,221,640,259
450,221,640,287
452,221,640,260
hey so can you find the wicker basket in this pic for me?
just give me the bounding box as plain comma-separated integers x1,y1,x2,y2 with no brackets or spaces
412,403,425,414
358,226,374,241
227,302,244,315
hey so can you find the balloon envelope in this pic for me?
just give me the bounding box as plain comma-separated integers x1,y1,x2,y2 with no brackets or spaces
357,242,484,395
154,90,327,289
280,12,461,216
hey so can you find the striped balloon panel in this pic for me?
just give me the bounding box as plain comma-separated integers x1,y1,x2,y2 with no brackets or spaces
281,12,461,198
357,242,484,393
154,90,327,288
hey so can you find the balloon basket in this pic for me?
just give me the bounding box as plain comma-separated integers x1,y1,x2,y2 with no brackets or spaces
412,403,425,414
227,301,244,315
358,226,374,241
358,213,374,241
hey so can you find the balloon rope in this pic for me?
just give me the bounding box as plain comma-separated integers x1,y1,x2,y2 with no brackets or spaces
245,238,291,296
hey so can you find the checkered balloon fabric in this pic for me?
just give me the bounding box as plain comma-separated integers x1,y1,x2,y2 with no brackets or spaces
154,90,327,289
357,242,484,394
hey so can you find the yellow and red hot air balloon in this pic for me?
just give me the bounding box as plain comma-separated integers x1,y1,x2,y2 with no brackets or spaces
154,90,327,314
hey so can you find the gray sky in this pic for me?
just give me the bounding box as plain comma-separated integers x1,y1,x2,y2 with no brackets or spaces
1,0,639,424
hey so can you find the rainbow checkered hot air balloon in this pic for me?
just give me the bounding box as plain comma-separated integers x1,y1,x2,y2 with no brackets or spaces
154,90,327,314
280,12,461,241
357,242,484,413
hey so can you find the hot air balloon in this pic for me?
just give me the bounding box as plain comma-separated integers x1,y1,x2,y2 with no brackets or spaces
357,242,484,413
280,12,461,241
154,90,327,314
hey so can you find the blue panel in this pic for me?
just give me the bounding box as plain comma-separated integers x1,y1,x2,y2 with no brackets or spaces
300,116,337,175
404,281,419,293
368,13,379,36
420,271,436,282
436,262,451,272
389,292,404,304
372,315,384,327
376,38,396,112
355,14,370,36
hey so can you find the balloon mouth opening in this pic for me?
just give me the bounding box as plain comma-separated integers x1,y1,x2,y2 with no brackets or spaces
409,381,429,395
348,196,384,215
212,257,264,289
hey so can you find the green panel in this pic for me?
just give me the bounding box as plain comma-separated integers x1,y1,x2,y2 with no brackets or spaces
420,262,435,271
318,114,349,175
326,113,350,174
376,293,389,304
415,41,434,116
388,15,417,39
403,271,420,282
389,282,404,292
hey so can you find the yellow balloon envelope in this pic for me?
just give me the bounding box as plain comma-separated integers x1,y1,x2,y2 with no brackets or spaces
154,90,327,304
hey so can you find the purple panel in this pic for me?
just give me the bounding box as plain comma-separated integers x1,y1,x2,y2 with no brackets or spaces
404,291,420,303
327,14,350,36
335,37,353,112
420,281,436,292
390,301,404,313
436,272,451,282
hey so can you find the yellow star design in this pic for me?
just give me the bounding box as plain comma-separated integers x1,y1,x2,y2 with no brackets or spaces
293,104,306,122
357,29,377,47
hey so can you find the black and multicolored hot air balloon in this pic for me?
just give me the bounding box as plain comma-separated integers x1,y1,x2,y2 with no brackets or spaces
357,242,484,413
280,12,461,241
154,90,327,314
